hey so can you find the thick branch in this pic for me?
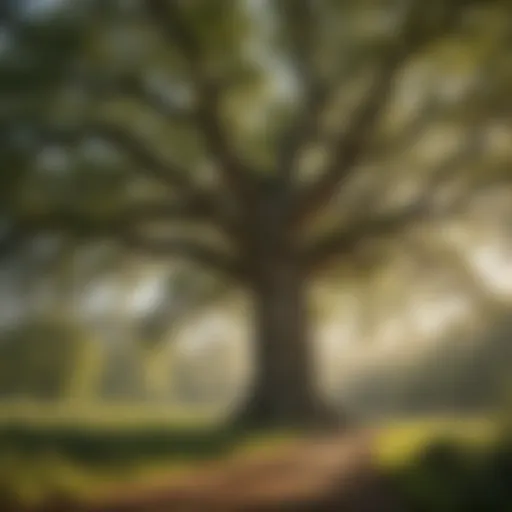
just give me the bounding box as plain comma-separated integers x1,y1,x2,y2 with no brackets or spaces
138,277,234,345
0,210,244,281
277,0,320,182
278,82,329,184
122,199,217,225
125,232,243,281
279,37,404,186
146,0,255,205
292,0,468,225
302,203,427,272
42,122,192,191
302,124,495,272
281,0,316,77
40,122,242,237
103,74,194,125
119,198,248,262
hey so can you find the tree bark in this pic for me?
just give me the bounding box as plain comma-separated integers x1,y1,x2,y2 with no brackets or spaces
234,259,344,431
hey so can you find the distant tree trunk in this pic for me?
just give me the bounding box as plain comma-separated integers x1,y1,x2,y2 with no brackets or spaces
235,254,343,431
66,336,102,403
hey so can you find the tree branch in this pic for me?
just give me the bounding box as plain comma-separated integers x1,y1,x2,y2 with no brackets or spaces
278,81,330,184
100,74,194,125
137,276,234,346
124,232,244,281
0,209,244,281
302,203,426,273
279,34,408,186
123,199,216,224
281,0,316,78
302,123,495,272
146,0,256,205
292,0,468,226
277,0,320,183
42,121,192,191
120,196,247,247
39,122,243,237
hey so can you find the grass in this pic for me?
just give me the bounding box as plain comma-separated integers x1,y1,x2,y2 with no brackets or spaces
376,416,500,468
0,405,507,509
0,435,303,508
377,415,512,511
0,402,301,508
0,401,217,429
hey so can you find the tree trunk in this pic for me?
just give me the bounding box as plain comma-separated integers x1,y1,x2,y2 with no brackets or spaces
234,260,344,432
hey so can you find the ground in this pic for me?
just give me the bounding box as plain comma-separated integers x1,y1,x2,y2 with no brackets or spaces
24,431,404,511
0,407,507,511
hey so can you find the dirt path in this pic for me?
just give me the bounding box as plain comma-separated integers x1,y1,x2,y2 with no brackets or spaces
39,430,405,512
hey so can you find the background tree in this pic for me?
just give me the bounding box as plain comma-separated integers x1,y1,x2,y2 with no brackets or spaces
0,320,84,400
1,0,512,429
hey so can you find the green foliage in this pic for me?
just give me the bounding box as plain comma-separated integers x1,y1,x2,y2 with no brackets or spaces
0,422,234,466
0,320,83,399
0,415,298,509
0,423,234,508
1,0,512,429
1,0,510,268
390,436,512,511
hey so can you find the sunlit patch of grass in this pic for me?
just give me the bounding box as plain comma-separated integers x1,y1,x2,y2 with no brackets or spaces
0,451,95,507
0,434,304,508
0,436,304,508
375,416,500,468
0,404,300,509
0,401,216,430
0,403,214,507
0,450,198,507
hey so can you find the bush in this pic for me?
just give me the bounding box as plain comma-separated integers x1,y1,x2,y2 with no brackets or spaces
391,434,512,511
0,423,235,467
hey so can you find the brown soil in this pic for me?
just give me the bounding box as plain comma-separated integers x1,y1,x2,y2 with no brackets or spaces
30,430,406,512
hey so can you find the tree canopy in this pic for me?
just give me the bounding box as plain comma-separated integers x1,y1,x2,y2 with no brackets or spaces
1,0,512,426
